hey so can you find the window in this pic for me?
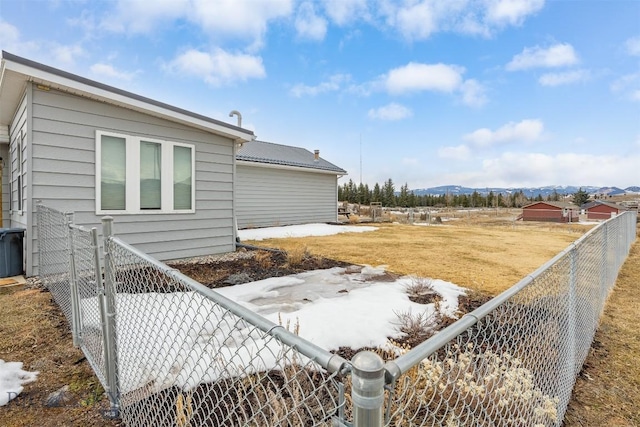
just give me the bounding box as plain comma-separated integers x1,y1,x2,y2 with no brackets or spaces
96,131,195,214
9,130,24,214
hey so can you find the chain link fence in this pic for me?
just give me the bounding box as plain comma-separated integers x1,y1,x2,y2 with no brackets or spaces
36,204,636,426
36,205,349,426
383,210,636,426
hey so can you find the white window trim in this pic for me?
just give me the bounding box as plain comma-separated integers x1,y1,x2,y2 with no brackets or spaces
95,130,196,215
10,130,24,215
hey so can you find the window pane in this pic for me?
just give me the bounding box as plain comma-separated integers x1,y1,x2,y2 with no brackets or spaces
173,146,192,210
101,135,126,210
140,141,162,209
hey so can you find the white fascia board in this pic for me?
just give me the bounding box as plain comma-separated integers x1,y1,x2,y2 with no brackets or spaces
3,60,254,143
237,159,346,176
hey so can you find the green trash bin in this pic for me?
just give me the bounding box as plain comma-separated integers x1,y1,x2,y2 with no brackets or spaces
0,228,25,278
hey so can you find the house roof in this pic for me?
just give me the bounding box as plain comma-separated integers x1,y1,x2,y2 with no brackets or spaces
523,201,579,209
0,51,254,143
581,200,627,211
237,140,347,174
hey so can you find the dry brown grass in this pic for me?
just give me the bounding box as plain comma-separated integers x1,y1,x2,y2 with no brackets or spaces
563,235,640,427
0,289,119,427
246,220,588,295
284,244,309,268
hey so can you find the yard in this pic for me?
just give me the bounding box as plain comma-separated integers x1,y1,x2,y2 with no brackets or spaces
0,213,637,426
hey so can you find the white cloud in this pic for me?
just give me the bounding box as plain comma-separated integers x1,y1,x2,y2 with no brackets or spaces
0,20,39,56
460,79,488,107
167,48,266,86
611,72,640,102
506,43,578,70
538,69,589,86
100,0,292,49
0,20,19,46
290,74,350,97
379,0,544,41
385,62,464,95
295,2,328,41
625,36,640,56
464,119,544,148
51,44,86,66
438,144,471,160
485,0,545,26
394,1,438,40
90,63,138,81
100,0,190,33
323,0,368,25
471,152,640,188
367,103,413,121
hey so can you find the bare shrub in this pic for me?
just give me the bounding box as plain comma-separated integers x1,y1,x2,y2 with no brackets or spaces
407,276,434,295
348,214,360,224
393,307,441,347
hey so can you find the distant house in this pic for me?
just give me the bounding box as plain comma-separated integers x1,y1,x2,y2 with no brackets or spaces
0,51,255,275
236,140,346,229
581,201,627,220
521,201,579,223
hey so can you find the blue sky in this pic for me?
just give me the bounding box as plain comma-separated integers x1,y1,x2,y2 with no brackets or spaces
1,0,639,189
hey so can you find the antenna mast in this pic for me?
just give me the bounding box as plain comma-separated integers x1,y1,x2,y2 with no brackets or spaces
359,134,362,185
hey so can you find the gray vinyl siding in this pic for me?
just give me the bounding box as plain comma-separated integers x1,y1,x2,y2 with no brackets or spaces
7,90,28,274
28,85,236,275
236,164,338,229
1,144,9,228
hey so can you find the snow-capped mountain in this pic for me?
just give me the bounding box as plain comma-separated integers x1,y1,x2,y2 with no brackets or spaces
410,185,638,197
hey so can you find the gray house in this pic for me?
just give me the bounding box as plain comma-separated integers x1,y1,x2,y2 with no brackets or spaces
236,140,346,229
0,51,255,275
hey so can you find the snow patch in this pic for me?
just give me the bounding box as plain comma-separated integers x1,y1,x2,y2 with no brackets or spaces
80,267,465,395
0,360,38,406
238,223,377,241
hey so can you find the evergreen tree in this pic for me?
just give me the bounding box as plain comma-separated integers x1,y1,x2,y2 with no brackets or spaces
383,178,396,207
372,183,382,203
398,183,409,207
573,187,590,206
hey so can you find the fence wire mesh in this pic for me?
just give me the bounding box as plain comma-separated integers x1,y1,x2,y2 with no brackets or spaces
35,204,636,427
103,236,345,426
384,211,636,427
36,205,73,323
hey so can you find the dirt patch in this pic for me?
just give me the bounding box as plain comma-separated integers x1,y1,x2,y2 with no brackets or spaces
0,289,121,427
168,249,351,288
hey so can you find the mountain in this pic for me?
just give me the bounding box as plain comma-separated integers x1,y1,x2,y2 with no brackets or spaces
409,185,638,198
624,186,640,194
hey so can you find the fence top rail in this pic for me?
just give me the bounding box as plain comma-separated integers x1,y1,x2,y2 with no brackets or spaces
106,235,350,376
385,210,636,382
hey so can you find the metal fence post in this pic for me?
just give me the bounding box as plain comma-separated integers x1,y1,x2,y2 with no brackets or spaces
102,216,119,418
351,351,385,427
92,218,119,418
66,212,82,348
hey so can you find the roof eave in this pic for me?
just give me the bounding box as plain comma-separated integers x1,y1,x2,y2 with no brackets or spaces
237,159,347,175
0,52,255,142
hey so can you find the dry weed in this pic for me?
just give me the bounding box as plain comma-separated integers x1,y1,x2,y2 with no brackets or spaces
254,250,274,269
285,245,308,268
348,214,360,224
389,344,560,426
